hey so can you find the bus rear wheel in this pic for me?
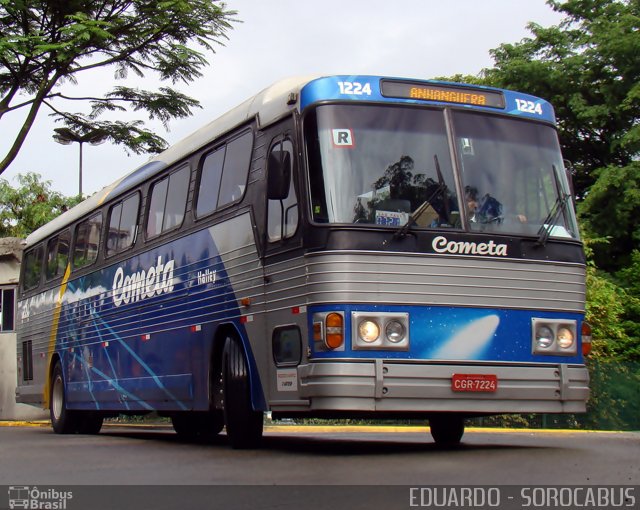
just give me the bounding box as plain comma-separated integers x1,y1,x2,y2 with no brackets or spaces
429,414,465,446
222,336,263,449
50,361,80,434
77,413,104,434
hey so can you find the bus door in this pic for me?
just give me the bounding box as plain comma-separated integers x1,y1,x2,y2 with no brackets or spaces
262,122,307,405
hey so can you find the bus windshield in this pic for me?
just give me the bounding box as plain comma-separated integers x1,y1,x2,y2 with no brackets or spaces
306,104,579,239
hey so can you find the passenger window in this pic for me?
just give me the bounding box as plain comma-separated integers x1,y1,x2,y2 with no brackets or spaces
146,166,190,238
74,213,102,269
217,131,253,207
22,245,44,291
107,194,139,257
268,139,298,242
196,147,225,217
196,130,253,217
45,229,71,280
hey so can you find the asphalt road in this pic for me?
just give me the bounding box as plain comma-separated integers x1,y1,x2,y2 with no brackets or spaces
1,424,638,510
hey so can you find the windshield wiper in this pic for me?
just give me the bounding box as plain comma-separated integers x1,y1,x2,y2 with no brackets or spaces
537,164,572,246
383,155,446,246
383,200,434,246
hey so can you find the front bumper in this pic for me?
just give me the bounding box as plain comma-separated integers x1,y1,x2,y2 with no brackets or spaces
297,360,589,414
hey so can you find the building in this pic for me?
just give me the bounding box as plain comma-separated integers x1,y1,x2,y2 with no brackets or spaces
0,237,47,420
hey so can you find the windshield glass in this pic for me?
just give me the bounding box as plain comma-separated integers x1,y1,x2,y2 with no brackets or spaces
451,110,579,239
305,104,579,240
306,105,459,228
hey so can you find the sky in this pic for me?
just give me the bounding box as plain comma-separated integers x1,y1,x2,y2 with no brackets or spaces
0,0,565,198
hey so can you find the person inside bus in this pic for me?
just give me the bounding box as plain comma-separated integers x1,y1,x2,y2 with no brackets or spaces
465,186,527,224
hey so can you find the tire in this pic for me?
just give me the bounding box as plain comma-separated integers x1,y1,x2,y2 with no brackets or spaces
222,336,263,449
171,411,224,441
429,414,465,446
50,361,80,434
76,413,104,435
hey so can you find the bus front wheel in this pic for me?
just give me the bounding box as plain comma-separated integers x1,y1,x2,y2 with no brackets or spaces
429,415,465,446
222,336,263,449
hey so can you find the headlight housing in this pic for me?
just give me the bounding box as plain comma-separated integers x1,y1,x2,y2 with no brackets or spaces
352,312,409,351
531,319,577,355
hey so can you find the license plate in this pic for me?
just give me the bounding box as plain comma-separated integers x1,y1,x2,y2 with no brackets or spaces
452,373,498,392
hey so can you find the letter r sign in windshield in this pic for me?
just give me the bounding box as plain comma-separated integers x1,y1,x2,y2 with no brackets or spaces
332,129,354,147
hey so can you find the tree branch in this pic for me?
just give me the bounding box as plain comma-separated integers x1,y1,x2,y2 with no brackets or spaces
0,74,60,175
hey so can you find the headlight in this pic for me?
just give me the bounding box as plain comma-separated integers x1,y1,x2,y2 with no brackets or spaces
557,327,574,349
531,318,578,355
352,312,409,350
358,320,380,343
385,320,406,343
535,326,554,349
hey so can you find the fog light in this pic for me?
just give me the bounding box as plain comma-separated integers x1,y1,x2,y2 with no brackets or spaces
557,327,574,349
358,320,380,343
385,320,406,343
536,326,554,348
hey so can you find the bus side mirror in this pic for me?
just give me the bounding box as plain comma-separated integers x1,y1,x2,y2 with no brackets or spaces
267,150,291,200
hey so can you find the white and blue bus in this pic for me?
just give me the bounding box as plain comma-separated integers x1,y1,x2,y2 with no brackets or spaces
16,75,590,447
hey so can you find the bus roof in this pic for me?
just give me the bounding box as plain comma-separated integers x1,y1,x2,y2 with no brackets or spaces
25,75,320,247
25,74,554,247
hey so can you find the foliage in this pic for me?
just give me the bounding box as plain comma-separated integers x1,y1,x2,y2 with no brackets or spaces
612,251,640,361
578,162,640,271
0,172,81,238
0,0,238,175
481,0,640,200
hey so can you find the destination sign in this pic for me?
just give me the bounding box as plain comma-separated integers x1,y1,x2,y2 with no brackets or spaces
381,80,505,108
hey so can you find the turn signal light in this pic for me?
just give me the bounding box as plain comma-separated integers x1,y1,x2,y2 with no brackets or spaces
581,322,592,356
325,312,344,349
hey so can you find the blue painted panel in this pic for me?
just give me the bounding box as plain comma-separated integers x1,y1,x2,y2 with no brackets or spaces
309,304,584,364
55,223,259,412
300,75,557,124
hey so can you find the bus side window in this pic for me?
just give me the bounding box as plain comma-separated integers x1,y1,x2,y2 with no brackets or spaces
196,146,225,217
45,229,71,280
147,165,190,238
196,130,253,217
106,193,140,257
22,245,44,291
74,213,102,269
267,138,298,242
218,131,252,207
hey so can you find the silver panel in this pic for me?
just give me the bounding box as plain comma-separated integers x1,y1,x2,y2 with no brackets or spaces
295,361,589,414
304,251,585,313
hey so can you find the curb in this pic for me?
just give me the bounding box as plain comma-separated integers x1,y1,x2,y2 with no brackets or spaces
0,421,629,434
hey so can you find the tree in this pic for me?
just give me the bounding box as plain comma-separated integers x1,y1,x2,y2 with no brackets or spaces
0,0,237,175
0,172,81,238
481,0,639,200
463,0,639,275
578,161,640,270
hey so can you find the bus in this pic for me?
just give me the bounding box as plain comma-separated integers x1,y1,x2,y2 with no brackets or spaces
16,74,590,448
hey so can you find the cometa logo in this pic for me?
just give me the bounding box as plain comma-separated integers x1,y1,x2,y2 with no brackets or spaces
432,235,508,257
112,256,175,307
